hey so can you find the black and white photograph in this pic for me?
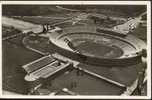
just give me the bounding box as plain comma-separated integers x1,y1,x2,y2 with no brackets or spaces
0,1,151,99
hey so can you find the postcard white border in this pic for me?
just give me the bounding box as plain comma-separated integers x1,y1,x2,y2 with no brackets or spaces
0,1,151,99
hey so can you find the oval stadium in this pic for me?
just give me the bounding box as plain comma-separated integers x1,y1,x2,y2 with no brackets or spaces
49,25,146,66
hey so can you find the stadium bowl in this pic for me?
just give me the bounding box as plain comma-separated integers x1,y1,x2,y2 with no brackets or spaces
49,26,146,67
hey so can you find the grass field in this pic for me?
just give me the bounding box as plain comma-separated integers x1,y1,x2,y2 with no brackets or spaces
2,28,43,94
2,25,21,38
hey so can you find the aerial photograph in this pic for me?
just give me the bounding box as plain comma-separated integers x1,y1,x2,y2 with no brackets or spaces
1,3,149,98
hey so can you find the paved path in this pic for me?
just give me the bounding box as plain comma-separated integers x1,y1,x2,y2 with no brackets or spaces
2,16,43,33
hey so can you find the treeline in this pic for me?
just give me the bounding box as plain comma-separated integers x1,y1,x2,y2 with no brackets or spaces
61,5,146,17
2,5,67,16
2,5,146,17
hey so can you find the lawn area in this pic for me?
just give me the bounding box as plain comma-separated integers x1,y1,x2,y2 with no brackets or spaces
2,26,43,94
131,25,147,42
